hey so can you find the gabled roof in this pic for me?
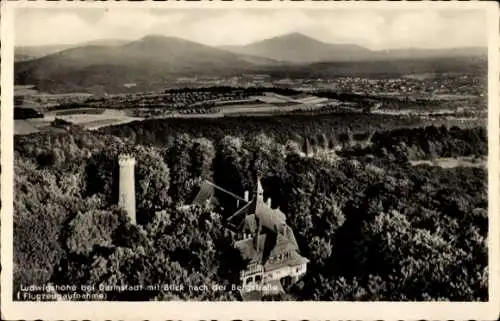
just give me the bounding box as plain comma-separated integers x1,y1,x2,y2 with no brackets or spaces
191,181,216,205
234,235,267,263
272,225,299,253
235,198,286,233
194,177,308,273
254,201,286,232
235,221,303,270
190,180,248,206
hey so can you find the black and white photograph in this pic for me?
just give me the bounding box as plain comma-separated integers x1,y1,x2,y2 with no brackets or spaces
1,1,499,320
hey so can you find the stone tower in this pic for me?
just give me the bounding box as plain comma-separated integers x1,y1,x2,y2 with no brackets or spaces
118,154,136,224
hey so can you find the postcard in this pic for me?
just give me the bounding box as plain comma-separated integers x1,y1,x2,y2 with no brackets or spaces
1,1,499,320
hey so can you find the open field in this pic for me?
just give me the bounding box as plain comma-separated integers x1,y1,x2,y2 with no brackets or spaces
14,109,143,135
55,109,142,128
14,120,41,135
51,108,106,116
12,85,486,137
219,102,325,114
410,156,487,168
15,104,486,136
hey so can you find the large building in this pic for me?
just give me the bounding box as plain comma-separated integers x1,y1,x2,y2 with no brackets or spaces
189,178,309,300
231,180,308,300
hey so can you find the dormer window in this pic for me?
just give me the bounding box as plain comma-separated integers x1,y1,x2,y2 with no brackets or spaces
281,223,287,236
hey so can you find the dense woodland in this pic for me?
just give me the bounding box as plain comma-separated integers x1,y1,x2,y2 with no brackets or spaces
13,116,488,301
100,113,485,150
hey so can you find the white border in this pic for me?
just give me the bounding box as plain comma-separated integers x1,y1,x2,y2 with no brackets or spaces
1,1,499,320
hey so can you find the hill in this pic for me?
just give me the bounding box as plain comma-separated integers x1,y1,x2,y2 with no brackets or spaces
380,46,487,60
221,33,487,64
14,39,129,62
14,35,279,93
221,32,374,64
15,44,74,62
260,56,487,79
14,34,488,94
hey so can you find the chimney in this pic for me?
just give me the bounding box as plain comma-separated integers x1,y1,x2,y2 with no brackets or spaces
244,190,249,202
118,154,136,224
282,223,287,237
257,179,264,201
254,216,262,250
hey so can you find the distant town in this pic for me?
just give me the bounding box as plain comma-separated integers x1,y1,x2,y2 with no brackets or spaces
14,71,486,136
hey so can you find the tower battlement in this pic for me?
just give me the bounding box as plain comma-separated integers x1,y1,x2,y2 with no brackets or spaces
119,154,136,166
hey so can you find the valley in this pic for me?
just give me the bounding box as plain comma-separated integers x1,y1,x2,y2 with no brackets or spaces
14,70,486,135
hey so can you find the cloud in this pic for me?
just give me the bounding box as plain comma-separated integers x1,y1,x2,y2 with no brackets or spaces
15,10,98,46
175,10,319,46
14,8,487,49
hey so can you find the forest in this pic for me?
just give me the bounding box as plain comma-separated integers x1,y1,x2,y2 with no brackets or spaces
13,116,488,301
100,112,486,148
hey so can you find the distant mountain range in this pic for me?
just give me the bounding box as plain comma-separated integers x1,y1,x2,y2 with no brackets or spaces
14,33,487,93
15,39,129,62
222,33,487,63
15,35,280,93
16,33,487,64
220,33,374,63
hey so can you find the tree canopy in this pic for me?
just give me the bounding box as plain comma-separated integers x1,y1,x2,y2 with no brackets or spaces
14,121,488,301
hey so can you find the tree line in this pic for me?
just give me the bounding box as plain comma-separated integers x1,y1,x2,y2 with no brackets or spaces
13,121,487,301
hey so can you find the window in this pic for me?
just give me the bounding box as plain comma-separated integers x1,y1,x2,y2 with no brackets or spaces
296,267,300,273
255,275,262,283
245,277,253,285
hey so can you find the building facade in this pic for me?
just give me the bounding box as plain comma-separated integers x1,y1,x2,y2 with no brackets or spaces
232,180,309,299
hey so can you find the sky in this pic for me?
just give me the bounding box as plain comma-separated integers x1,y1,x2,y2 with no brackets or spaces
14,8,487,50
